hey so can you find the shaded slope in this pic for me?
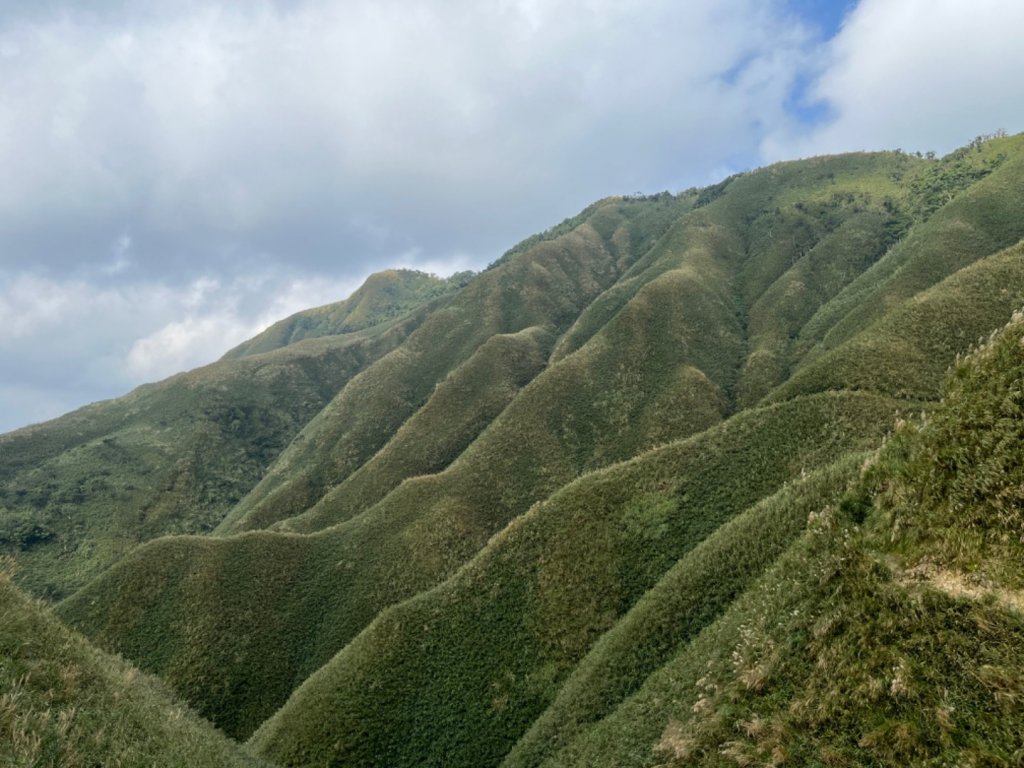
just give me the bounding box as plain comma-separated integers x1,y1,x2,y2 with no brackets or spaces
0,565,267,768
222,268,470,359
0,311,423,599
545,310,1024,768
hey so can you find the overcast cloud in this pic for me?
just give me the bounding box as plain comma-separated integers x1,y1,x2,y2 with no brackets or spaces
1,0,1022,432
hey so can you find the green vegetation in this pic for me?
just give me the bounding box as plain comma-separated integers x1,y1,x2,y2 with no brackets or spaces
0,312,427,599
5,132,1024,766
222,268,472,359
543,311,1024,768
0,561,267,767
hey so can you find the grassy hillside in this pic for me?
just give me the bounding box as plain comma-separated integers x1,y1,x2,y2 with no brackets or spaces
248,393,897,767
57,148,939,743
0,306,428,598
6,133,1024,766
216,195,695,534
0,561,267,767
542,309,1024,768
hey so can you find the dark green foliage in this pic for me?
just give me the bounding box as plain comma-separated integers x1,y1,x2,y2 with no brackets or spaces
773,239,1024,402
908,135,1009,220
792,133,1024,361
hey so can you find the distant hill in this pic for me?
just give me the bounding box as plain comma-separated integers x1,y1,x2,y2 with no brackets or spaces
222,268,474,359
3,132,1024,766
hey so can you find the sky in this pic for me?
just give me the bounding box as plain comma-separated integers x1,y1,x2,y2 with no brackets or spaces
2,0,1024,433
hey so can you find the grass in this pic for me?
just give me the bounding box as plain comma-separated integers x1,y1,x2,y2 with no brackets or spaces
215,203,654,533
0,561,268,767
221,268,472,359
540,310,1024,768
62,388,899,745
0,313,425,599
277,325,554,533
503,454,869,768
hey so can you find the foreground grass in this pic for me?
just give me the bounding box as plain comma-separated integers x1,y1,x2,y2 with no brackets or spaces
0,562,267,768
544,310,1024,768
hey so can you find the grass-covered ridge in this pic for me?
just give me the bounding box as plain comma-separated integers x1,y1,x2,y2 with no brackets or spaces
5,132,1024,766
248,393,897,767
0,561,268,767
0,306,427,598
222,268,473,359
541,309,1024,768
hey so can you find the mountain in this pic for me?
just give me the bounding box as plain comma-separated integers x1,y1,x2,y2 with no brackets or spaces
3,132,1024,766
221,268,473,360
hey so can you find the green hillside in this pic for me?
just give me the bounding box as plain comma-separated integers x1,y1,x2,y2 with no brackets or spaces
0,561,267,767
3,132,1024,766
0,287,433,599
541,309,1024,768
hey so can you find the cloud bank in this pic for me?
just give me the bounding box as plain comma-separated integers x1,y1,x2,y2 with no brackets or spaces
1,0,1023,431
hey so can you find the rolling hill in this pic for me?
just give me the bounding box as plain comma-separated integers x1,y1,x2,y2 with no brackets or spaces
3,132,1024,766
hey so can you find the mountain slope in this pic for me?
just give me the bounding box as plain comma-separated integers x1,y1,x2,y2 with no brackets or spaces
542,309,1024,768
4,132,1024,767
0,286,432,599
222,268,472,359
0,563,267,767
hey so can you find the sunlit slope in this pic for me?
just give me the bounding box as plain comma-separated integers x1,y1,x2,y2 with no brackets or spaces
0,310,423,598
247,199,1024,764
544,310,1024,768
58,135,1024,749
0,567,268,768
216,196,693,533
39,134,1024,767
226,151,917,538
248,393,898,767
222,268,470,359
279,325,555,532
792,133,1024,364
770,239,1024,402
57,151,920,738
502,456,866,768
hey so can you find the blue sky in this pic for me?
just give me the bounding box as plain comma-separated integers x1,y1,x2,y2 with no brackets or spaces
1,0,1024,433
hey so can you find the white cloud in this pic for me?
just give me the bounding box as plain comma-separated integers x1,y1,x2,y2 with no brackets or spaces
124,273,366,380
764,0,1024,159
5,0,1024,433
0,0,818,275
0,268,367,429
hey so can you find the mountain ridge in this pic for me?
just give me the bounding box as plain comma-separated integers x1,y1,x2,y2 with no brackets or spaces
3,132,1024,766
